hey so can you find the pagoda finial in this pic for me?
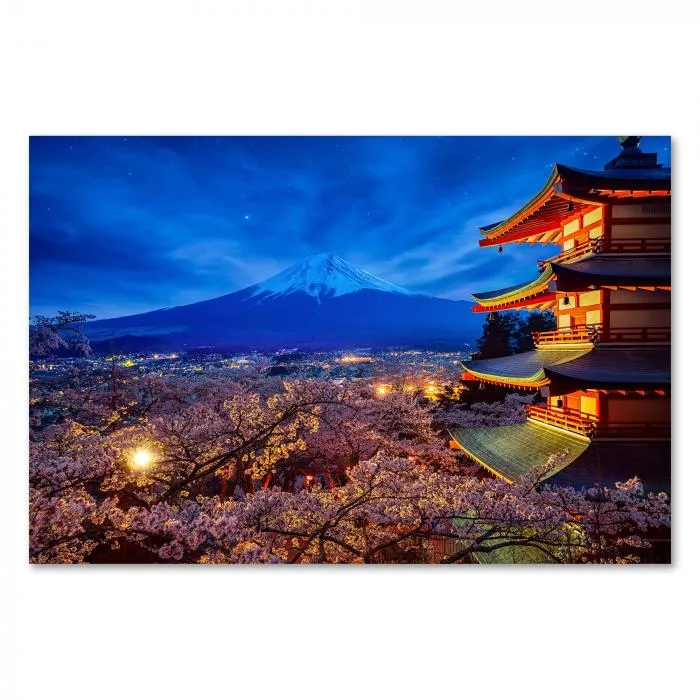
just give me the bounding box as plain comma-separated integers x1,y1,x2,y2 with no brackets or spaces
616,136,642,151
605,135,660,170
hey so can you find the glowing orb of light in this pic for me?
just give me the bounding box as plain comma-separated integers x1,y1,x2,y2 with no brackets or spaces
131,448,154,469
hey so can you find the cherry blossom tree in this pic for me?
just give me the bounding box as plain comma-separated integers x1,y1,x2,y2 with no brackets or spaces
29,371,670,564
29,311,95,357
433,392,536,430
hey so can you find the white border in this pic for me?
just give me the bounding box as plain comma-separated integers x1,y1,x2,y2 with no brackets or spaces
2,2,698,699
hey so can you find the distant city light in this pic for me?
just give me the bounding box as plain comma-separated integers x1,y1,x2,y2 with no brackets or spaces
339,355,374,363
423,382,440,400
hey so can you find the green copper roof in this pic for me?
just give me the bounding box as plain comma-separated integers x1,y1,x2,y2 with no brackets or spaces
450,422,670,494
473,543,556,564
472,264,555,305
462,348,592,385
450,421,590,483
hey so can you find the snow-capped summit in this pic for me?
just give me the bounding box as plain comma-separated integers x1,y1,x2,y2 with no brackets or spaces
247,253,412,300
84,251,481,351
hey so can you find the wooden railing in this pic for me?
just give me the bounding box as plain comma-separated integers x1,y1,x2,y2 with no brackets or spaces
537,236,670,270
538,239,598,269
533,327,595,346
525,404,596,437
534,325,670,347
593,422,671,439
526,406,670,440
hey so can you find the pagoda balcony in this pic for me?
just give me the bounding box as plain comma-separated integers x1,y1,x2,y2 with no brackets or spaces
537,239,598,269
526,405,670,440
533,326,595,347
525,404,596,437
534,325,671,348
537,237,671,270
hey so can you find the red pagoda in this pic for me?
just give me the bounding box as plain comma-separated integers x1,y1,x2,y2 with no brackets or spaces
451,137,671,492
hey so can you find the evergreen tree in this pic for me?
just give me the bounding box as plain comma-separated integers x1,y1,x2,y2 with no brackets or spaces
474,311,519,359
514,310,556,353
474,310,556,358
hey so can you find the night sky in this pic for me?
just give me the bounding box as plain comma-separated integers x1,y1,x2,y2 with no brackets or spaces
29,135,671,319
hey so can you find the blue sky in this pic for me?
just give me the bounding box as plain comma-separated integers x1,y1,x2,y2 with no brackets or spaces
29,135,671,319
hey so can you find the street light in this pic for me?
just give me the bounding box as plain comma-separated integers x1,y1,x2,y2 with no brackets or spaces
130,448,154,470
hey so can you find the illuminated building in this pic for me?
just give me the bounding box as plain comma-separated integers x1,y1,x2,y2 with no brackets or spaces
451,137,671,491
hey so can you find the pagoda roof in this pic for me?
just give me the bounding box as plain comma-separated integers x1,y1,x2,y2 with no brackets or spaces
450,421,670,493
544,346,671,390
472,543,555,564
449,421,590,483
471,254,670,311
462,347,591,387
551,254,671,291
472,264,556,309
463,346,670,389
478,161,671,248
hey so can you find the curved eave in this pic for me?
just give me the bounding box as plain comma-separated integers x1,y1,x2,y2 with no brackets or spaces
478,163,672,247
450,423,670,493
462,348,592,389
472,264,555,309
478,166,562,246
462,367,549,388
472,293,558,313
449,422,590,484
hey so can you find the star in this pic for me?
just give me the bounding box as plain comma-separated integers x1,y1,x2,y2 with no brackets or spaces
244,215,250,221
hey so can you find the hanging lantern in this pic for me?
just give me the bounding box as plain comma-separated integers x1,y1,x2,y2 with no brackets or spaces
567,201,574,212
498,245,503,254
562,295,570,306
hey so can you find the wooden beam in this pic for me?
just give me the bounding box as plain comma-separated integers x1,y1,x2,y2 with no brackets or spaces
472,292,558,313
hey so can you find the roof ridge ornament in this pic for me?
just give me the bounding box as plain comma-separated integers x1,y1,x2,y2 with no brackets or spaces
605,135,662,170
617,136,642,151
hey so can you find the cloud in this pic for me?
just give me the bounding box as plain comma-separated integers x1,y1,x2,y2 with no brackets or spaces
29,135,671,317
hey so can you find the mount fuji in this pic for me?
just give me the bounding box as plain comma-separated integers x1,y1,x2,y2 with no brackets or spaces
85,253,480,351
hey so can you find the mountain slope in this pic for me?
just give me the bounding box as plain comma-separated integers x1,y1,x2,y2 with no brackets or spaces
85,253,480,350
247,253,412,299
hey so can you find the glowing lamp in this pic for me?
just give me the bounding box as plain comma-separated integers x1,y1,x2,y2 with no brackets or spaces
131,448,154,469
